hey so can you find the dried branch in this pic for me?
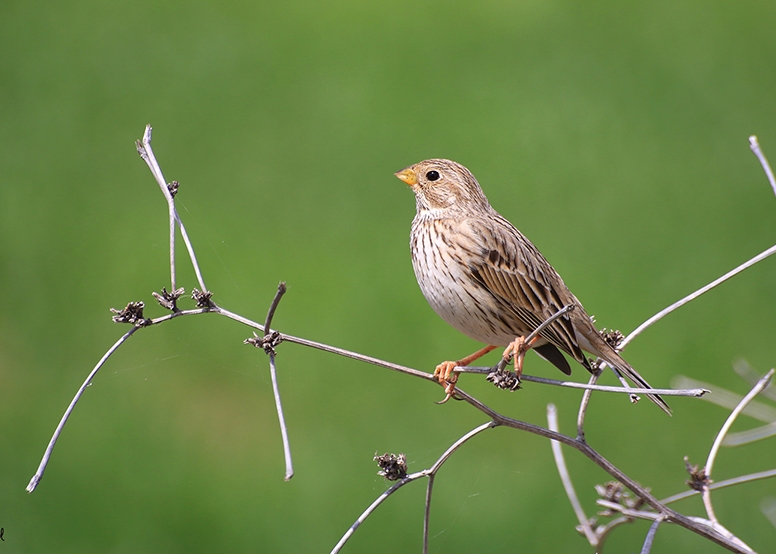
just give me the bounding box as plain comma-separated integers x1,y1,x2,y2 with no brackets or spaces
456,366,707,398
330,421,496,554
26,326,141,492
547,403,597,546
136,125,208,293
640,515,665,554
702,369,775,524
750,135,776,197
28,128,775,554
619,243,776,351
264,283,292,481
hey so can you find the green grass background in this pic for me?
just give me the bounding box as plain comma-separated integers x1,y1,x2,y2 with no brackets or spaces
2,1,775,552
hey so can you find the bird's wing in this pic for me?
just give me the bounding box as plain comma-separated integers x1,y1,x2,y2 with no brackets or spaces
467,213,590,367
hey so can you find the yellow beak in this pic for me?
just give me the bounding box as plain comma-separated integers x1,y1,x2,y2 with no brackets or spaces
394,167,418,186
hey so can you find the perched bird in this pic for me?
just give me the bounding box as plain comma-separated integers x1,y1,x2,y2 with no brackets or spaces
395,159,670,414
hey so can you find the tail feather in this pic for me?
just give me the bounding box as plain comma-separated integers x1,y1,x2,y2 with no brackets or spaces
609,358,672,415
583,332,672,415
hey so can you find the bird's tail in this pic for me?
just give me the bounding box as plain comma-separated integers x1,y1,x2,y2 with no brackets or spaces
599,344,671,415
604,354,671,415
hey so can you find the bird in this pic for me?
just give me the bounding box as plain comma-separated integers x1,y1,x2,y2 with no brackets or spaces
394,158,670,414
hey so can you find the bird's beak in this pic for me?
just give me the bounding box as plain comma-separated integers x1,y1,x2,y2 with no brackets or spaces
394,167,418,186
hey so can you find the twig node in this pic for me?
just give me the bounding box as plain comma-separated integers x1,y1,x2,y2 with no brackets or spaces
152,287,185,311
110,302,150,326
684,456,712,491
486,367,522,391
374,452,408,481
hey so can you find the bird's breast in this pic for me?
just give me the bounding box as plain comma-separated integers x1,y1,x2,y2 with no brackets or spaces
410,215,520,346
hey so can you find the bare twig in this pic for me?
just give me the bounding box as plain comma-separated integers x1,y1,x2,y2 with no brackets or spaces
136,125,208,293
264,282,293,481
734,359,776,402
29,127,769,554
640,515,665,554
422,421,496,553
661,468,776,505
672,375,776,423
547,404,597,546
621,139,776,351
749,135,776,198
702,369,775,524
576,370,601,442
26,326,141,492
620,243,776,351
455,367,707,398
450,388,751,553
331,421,496,554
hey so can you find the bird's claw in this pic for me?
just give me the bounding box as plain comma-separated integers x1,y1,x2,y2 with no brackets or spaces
502,335,537,381
433,361,461,403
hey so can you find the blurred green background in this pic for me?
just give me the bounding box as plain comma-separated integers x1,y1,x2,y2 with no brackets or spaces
2,0,775,552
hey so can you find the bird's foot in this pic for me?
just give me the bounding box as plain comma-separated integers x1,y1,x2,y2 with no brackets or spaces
433,345,498,404
502,335,539,381
433,361,460,404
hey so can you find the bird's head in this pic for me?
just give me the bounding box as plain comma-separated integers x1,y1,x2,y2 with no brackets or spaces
394,159,490,213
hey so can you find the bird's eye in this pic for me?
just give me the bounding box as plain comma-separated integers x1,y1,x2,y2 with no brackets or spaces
426,170,440,182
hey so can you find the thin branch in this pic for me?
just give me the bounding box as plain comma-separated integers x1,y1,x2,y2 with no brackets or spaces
263,283,293,481
423,474,434,554
450,388,751,553
734,359,776,402
330,471,422,554
749,135,776,198
422,421,496,553
672,375,776,422
722,423,776,447
331,421,496,554
269,352,293,481
620,243,776,351
576,370,601,442
525,304,575,344
489,305,574,375
455,367,707,397
547,404,597,547
620,138,776,351
136,125,207,292
596,500,663,521
702,369,775,524
26,326,141,492
661,468,776,505
264,282,286,332
640,515,665,554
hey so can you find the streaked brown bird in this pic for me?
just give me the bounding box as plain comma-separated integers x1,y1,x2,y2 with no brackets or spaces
395,158,670,414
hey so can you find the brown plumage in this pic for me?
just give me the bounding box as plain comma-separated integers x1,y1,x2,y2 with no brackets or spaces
395,158,670,414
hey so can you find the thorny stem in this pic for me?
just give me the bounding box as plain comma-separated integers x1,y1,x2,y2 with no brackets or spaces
702,369,775,524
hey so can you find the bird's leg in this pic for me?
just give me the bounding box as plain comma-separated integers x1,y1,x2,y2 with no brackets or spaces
502,335,540,380
434,345,497,403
